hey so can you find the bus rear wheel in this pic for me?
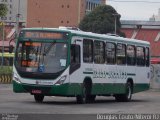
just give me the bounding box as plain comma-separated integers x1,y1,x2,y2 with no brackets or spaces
34,94,44,103
115,82,132,102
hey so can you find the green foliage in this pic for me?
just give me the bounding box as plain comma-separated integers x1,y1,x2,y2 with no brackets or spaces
0,4,8,17
0,66,13,74
0,4,7,40
79,5,125,36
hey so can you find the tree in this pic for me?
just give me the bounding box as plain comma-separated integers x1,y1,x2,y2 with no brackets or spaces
0,4,8,40
79,5,125,37
0,3,8,17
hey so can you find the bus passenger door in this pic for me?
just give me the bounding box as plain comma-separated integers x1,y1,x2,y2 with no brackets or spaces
69,37,83,94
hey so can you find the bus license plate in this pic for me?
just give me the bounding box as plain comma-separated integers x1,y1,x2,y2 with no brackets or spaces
31,90,42,94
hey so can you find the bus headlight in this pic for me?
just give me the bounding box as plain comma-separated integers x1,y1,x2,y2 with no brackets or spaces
55,75,67,85
13,72,21,83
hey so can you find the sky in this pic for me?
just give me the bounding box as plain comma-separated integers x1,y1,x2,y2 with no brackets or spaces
106,0,160,20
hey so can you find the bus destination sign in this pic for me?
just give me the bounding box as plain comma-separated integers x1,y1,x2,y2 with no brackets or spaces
21,31,68,40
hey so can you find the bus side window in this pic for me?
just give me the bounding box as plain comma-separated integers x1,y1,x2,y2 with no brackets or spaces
106,42,116,64
94,41,105,64
136,46,145,66
70,44,81,74
127,45,136,66
83,39,93,63
117,43,126,65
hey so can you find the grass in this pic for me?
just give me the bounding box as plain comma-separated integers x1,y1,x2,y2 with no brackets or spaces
0,66,13,74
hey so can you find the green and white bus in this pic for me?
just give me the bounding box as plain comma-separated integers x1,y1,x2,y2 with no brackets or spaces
13,27,150,103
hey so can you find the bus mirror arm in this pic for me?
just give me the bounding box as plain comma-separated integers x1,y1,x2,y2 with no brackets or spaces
9,38,15,53
9,45,14,53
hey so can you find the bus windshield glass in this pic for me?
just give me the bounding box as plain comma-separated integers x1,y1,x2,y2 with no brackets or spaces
15,41,68,74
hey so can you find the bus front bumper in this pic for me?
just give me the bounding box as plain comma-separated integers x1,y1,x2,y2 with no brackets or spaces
13,80,82,96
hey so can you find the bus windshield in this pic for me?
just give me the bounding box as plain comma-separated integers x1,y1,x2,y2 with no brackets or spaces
15,41,68,77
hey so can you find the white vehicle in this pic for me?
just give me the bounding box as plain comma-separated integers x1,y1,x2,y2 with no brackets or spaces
13,27,150,103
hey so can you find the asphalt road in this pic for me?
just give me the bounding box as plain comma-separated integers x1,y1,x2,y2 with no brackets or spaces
0,84,160,120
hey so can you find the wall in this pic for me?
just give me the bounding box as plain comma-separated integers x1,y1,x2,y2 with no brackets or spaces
27,0,86,27
150,64,160,89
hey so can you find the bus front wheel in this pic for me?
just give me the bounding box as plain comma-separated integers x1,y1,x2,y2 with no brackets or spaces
34,94,44,103
76,86,90,104
76,81,93,104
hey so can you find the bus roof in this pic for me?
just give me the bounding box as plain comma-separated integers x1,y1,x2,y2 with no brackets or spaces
21,27,150,46
70,29,150,46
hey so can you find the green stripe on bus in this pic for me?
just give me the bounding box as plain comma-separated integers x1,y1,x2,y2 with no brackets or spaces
83,72,93,74
13,81,150,95
127,73,136,76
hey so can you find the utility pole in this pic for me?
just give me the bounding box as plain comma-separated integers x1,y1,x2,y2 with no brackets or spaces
0,21,5,67
78,0,81,24
112,13,120,35
16,0,21,36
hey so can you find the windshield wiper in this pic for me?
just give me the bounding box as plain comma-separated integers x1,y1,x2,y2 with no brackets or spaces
43,42,56,56
37,42,56,70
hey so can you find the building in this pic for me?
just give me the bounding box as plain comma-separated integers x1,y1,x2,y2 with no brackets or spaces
121,20,160,57
0,0,27,52
149,8,160,21
0,0,27,25
27,0,106,27
86,0,106,14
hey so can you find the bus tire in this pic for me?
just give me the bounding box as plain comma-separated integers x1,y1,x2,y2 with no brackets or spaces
89,95,96,103
76,86,90,104
76,80,92,104
76,95,83,104
115,82,132,102
83,84,91,103
34,94,44,103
